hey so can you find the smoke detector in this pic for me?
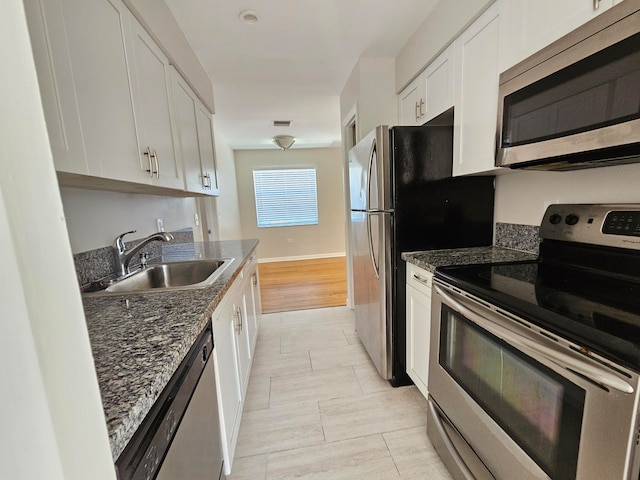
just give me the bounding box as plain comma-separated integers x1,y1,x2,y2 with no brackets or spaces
239,10,259,24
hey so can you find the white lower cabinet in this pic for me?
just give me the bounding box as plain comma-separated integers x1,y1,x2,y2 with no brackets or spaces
212,285,242,476
212,254,261,475
406,263,433,400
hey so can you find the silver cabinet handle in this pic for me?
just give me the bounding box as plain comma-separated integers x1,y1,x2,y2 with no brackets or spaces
594,0,600,9
144,147,154,177
419,98,425,116
434,284,634,394
151,150,159,179
412,273,431,287
232,309,240,333
236,306,243,331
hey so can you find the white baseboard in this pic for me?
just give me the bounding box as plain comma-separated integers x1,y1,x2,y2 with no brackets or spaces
258,252,346,263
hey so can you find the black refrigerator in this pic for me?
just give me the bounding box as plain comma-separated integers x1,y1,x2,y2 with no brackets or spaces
348,124,494,386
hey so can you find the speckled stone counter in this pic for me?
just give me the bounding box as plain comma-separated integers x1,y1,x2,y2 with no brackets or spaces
81,239,258,460
402,246,538,273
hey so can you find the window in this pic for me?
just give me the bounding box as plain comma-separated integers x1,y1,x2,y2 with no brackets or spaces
253,168,318,228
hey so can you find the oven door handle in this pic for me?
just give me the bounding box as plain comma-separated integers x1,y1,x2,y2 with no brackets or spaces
435,285,635,394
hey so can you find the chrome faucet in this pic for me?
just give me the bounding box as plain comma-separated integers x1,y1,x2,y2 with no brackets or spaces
113,230,174,277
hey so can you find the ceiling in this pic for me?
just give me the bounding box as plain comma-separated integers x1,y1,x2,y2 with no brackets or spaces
164,0,440,150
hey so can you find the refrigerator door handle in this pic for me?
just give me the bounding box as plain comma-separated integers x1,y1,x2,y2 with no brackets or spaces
366,139,376,211
366,212,379,279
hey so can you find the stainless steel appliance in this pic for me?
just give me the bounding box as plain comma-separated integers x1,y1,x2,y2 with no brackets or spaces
348,123,494,385
496,0,640,171
428,204,640,480
115,324,226,480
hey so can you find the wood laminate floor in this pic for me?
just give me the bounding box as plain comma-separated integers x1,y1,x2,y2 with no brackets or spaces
258,257,347,313
227,306,454,480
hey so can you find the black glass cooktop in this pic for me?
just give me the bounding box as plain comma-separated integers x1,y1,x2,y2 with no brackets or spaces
435,259,640,372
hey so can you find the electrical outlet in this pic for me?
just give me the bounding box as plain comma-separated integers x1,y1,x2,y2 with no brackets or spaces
286,238,293,244
156,217,165,232
194,213,200,226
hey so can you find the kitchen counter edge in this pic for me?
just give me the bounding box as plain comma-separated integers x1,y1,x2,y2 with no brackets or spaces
402,246,538,273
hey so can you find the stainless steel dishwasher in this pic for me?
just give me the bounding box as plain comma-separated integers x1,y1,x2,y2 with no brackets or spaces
115,324,226,480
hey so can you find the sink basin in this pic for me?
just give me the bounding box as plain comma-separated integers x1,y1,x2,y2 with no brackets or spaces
87,258,234,295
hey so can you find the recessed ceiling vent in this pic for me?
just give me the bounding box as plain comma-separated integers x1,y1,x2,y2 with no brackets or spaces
273,120,292,127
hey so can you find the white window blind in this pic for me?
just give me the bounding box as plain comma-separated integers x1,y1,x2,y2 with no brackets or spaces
253,168,319,228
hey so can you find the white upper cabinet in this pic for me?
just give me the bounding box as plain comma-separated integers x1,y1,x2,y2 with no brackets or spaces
398,44,454,126
195,102,220,194
24,0,203,194
24,0,91,176
172,71,219,196
62,0,144,183
398,75,424,126
502,0,616,69
453,1,502,177
128,20,183,189
423,44,455,123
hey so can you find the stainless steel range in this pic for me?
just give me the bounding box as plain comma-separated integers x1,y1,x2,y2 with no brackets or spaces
428,204,640,480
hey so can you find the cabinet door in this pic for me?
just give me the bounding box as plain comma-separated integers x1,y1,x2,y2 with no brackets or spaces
24,0,92,176
453,1,501,177
234,296,252,397
424,44,454,123
61,0,144,183
213,301,242,474
504,0,615,68
406,266,432,400
129,20,182,189
243,255,261,353
195,103,220,195
172,72,204,193
398,75,424,126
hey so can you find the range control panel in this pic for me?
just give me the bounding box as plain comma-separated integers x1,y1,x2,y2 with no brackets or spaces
602,211,640,237
540,204,640,250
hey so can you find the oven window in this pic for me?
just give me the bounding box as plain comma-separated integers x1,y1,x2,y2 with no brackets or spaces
440,306,585,479
502,32,640,147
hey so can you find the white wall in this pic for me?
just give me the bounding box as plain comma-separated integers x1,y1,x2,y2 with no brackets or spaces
60,188,203,253
494,163,640,226
212,129,242,240
235,148,345,260
1,1,115,477
340,57,397,142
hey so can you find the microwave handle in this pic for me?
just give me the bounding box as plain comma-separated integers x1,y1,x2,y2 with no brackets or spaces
435,285,634,394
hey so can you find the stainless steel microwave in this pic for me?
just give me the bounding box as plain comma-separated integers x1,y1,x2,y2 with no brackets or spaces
496,0,640,171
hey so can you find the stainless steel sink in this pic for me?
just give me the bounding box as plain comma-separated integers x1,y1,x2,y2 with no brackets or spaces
86,258,234,295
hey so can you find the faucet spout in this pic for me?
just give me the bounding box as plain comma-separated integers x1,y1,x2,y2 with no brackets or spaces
113,231,174,277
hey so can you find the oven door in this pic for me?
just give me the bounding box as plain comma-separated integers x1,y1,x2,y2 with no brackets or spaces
428,280,640,480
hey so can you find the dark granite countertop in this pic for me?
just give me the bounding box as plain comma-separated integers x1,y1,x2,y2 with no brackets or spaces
402,246,538,273
81,239,258,460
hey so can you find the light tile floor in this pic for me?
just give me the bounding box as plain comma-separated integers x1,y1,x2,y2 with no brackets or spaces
228,306,454,480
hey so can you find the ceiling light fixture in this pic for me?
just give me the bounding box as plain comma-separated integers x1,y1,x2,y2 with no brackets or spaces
273,135,295,150
239,10,259,24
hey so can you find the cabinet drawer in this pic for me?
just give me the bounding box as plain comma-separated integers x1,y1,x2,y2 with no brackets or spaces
407,263,433,294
